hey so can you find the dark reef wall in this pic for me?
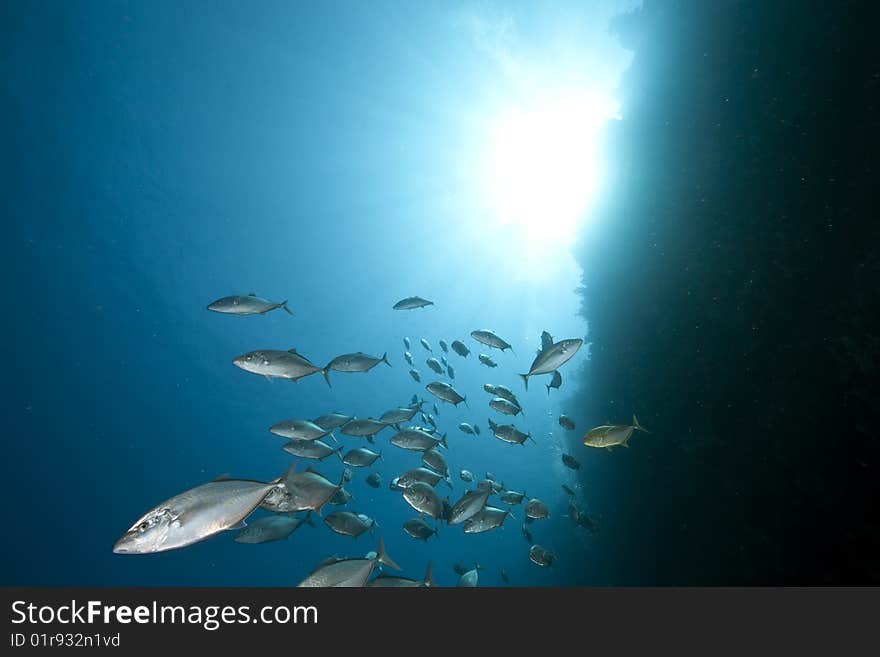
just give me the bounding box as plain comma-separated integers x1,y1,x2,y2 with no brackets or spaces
570,1,879,583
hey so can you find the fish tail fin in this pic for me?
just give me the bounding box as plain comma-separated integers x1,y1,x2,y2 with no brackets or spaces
378,449,384,462
304,511,315,527
507,509,517,522
463,396,470,410
518,373,529,390
281,301,293,315
334,446,344,461
440,433,448,449
546,383,551,395
376,537,401,571
321,368,332,387
423,562,435,587
328,432,338,444
445,476,453,490
381,352,391,367
528,433,536,445
633,414,650,433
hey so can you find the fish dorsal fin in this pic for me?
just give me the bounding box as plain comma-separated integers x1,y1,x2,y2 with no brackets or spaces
288,347,298,354
212,472,232,482
248,292,257,297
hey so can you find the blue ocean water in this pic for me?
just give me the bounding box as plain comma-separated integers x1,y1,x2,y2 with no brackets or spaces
3,1,639,586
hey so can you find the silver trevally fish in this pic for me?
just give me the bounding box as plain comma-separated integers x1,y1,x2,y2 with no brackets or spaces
471,329,514,352
425,381,467,407
207,293,292,316
421,448,448,476
409,369,421,382
404,337,411,350
403,518,438,541
393,296,434,310
397,467,450,489
113,477,279,554
478,354,497,368
366,562,434,588
583,414,650,450
487,419,533,445
233,349,323,383
342,447,382,467
426,357,445,374
451,340,470,357
328,486,353,506
463,506,515,534
404,351,414,366
312,413,352,430
449,488,491,525
492,385,519,406
270,419,335,442
279,466,345,513
500,490,527,505
282,439,342,461
529,545,556,567
402,481,443,519
420,338,432,352
525,498,550,520
324,511,375,538
546,370,562,394
460,470,474,482
559,415,576,430
439,340,448,352
447,363,456,379
298,537,400,587
457,565,482,587
458,422,476,435
489,397,523,416
323,352,390,385
518,338,583,389
365,472,382,488
234,513,312,544
390,428,448,451
341,418,390,439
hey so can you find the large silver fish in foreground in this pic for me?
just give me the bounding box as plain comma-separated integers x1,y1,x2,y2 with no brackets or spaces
232,348,323,382
207,294,292,316
393,296,434,310
298,537,400,587
113,478,280,554
518,338,583,389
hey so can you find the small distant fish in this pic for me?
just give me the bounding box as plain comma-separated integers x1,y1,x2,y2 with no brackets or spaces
233,349,322,382
559,415,575,430
529,545,556,568
282,439,342,461
521,525,533,543
450,340,470,357
562,454,581,470
342,447,382,468
403,518,438,541
426,357,445,374
583,415,650,450
342,467,353,483
323,352,390,385
404,351,413,366
298,537,399,587
312,413,353,430
471,329,514,352
432,403,439,415
483,383,497,395
525,498,550,520
546,370,562,394
341,419,390,439
404,337,411,350
390,428,447,452
234,514,312,544
409,369,421,382
518,338,583,390
393,296,434,310
487,419,533,446
473,423,481,435
489,397,522,416
324,511,375,539
458,422,476,435
425,382,467,406
365,472,382,488
478,353,498,368
424,413,437,428
420,338,432,352
403,481,443,519
207,294,292,316
460,470,474,482
561,484,576,496
439,339,448,352
500,568,510,584
447,364,455,379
